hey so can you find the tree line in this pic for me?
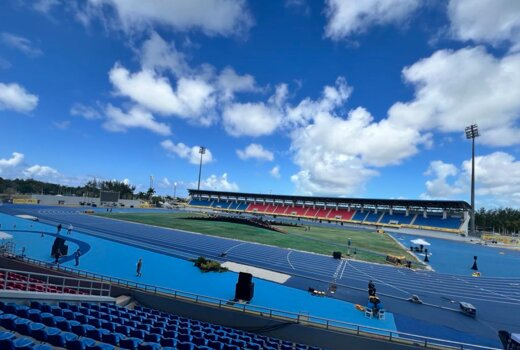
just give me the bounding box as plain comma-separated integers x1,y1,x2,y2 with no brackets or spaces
0,178,137,199
476,208,520,234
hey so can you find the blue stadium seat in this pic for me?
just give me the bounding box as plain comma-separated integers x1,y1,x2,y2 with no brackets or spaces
119,337,143,350
0,313,18,330
138,342,162,350
68,337,97,350
176,342,194,350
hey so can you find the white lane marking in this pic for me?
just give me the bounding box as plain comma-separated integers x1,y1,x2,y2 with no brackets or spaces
286,250,295,270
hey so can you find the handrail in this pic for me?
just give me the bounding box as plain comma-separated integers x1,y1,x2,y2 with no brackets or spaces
0,260,111,296
4,253,499,350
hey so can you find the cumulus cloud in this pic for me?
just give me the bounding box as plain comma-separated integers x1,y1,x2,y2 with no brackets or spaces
83,0,253,36
422,160,464,199
448,0,520,51
103,104,171,135
0,82,38,113
0,152,24,174
270,165,281,178
197,173,239,191
1,33,43,57
161,140,213,165
388,47,520,146
236,144,274,161
324,0,420,40
222,84,287,137
23,165,61,179
422,152,520,206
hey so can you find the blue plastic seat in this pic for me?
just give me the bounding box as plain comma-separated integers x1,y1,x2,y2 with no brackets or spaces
196,346,212,350
69,305,80,312
0,331,16,348
100,320,116,332
62,309,75,320
39,304,52,313
87,317,102,328
221,344,240,350
149,326,163,335
39,313,56,327
136,324,150,331
15,305,30,319
119,337,143,350
68,337,97,350
102,332,125,346
48,331,78,347
192,336,207,347
0,313,18,330
115,324,130,335
177,333,192,343
13,318,32,335
176,341,194,350
86,327,110,341
56,318,74,332
132,328,147,337
86,343,115,350
143,333,161,343
58,302,71,309
12,336,35,349
50,305,63,317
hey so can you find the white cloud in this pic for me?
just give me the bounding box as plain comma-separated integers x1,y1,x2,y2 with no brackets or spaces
23,165,61,179
139,31,189,76
422,160,463,199
217,67,257,101
324,0,420,40
70,103,103,120
222,84,287,137
33,0,60,14
388,47,520,146
270,165,281,178
422,152,520,206
109,63,216,126
103,104,171,135
196,173,239,191
161,140,213,165
85,0,253,36
0,82,38,113
1,33,42,57
236,143,274,161
448,0,520,51
0,152,24,174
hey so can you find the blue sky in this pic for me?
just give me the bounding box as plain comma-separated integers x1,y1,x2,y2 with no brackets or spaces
1,0,520,207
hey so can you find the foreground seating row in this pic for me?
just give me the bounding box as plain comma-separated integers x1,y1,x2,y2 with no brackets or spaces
0,300,323,350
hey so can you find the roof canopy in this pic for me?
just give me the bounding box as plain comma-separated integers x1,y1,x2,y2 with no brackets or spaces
188,189,471,211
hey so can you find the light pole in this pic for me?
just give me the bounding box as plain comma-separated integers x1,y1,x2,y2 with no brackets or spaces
173,182,177,199
465,124,480,237
197,146,206,191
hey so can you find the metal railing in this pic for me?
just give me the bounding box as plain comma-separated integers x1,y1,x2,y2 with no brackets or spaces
0,263,111,296
3,253,499,350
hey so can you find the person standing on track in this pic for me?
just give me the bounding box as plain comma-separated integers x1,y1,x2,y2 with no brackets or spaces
54,249,62,264
136,258,143,277
74,249,81,266
57,224,62,234
67,224,73,235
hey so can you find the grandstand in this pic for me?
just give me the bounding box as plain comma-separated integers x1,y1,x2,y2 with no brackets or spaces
187,190,470,235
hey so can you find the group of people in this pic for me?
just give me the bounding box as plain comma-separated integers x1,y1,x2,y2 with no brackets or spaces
367,280,383,316
53,248,82,266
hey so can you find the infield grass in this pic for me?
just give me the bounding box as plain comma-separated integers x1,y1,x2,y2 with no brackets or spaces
95,212,420,266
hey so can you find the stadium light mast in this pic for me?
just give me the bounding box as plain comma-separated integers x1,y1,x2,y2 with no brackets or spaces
173,182,177,199
197,146,206,191
465,124,480,237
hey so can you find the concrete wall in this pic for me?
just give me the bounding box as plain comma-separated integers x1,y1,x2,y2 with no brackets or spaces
30,194,142,208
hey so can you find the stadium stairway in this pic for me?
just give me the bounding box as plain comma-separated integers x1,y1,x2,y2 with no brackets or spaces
0,300,325,350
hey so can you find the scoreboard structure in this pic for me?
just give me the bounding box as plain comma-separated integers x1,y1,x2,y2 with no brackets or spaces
100,191,120,203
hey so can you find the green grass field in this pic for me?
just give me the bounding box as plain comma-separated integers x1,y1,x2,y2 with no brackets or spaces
95,212,420,266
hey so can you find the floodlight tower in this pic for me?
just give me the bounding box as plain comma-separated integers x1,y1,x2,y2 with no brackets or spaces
197,146,206,191
465,124,480,237
173,182,177,199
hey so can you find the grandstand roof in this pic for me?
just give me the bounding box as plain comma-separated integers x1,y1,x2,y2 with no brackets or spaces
188,189,471,210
